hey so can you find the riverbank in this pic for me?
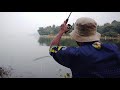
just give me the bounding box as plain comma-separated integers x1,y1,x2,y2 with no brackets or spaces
40,35,71,39
40,35,120,40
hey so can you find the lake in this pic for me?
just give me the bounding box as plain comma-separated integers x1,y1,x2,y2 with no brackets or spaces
0,32,72,78
0,33,120,78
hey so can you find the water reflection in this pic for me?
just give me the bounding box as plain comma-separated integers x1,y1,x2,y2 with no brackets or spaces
38,36,78,46
38,36,120,49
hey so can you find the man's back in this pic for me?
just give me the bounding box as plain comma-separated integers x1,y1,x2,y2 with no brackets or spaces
50,42,120,78
70,43,120,78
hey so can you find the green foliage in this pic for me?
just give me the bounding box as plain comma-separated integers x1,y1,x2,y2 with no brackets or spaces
38,25,60,35
38,20,120,37
97,20,120,37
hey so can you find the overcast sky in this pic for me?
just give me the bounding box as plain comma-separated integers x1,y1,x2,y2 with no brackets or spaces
0,12,120,33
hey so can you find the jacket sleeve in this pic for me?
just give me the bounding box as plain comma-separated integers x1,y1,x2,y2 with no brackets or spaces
49,46,76,68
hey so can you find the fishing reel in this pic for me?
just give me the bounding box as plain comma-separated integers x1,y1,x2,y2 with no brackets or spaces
63,12,73,34
67,24,72,30
64,24,72,34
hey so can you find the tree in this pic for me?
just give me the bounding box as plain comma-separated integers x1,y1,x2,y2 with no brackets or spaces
38,20,120,37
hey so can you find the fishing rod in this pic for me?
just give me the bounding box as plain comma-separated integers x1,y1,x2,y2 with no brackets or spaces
34,12,72,61
65,12,72,30
65,12,72,24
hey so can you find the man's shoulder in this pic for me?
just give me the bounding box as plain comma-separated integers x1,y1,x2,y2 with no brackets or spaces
102,43,119,50
103,43,117,46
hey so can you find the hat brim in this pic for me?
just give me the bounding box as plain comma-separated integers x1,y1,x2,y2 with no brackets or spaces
69,30,101,42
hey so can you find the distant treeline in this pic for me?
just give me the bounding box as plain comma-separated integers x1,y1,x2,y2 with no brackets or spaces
38,24,74,36
38,20,120,37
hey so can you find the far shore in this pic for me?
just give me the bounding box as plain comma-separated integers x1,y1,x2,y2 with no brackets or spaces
39,35,120,40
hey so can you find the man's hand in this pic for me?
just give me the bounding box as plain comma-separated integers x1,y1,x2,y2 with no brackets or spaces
59,21,69,33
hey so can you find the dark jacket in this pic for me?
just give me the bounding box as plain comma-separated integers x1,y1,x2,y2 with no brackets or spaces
49,42,120,78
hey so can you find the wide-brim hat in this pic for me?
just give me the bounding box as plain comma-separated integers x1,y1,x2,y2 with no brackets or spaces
70,17,101,42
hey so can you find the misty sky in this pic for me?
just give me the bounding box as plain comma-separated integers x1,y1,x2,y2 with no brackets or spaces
0,12,120,33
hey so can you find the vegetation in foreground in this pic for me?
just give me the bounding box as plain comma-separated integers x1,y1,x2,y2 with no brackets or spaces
0,66,13,78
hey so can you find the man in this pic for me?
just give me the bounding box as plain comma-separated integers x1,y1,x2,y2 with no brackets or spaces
49,17,120,78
